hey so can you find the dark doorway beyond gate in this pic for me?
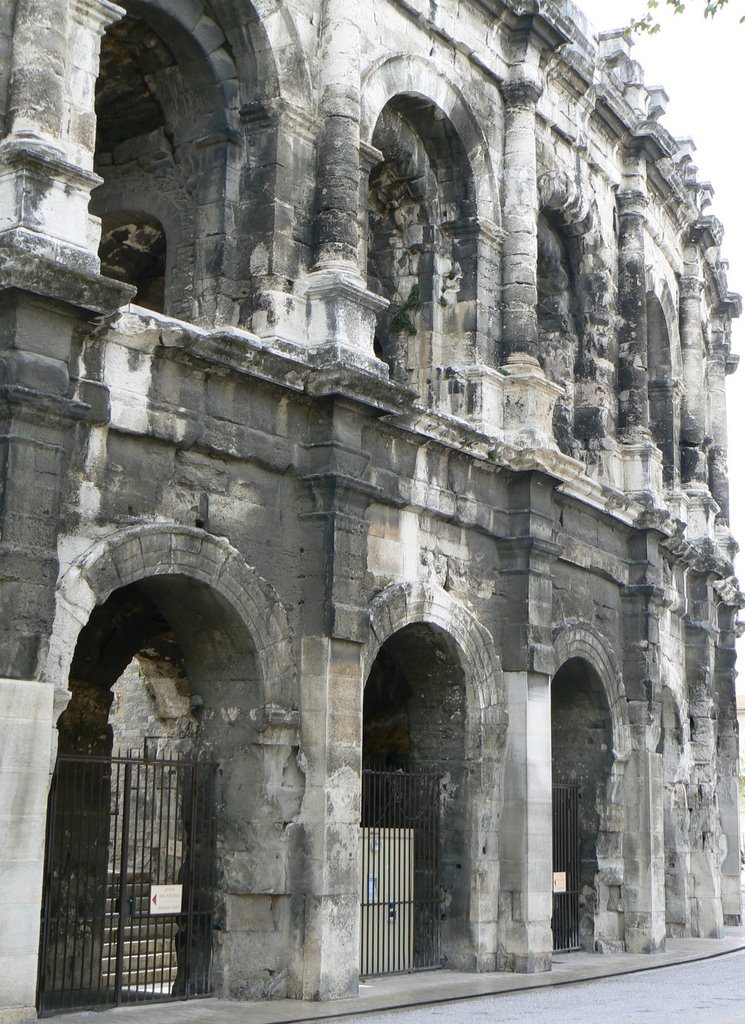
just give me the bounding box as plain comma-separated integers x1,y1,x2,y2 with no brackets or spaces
551,657,614,952
38,753,215,1015
362,623,471,974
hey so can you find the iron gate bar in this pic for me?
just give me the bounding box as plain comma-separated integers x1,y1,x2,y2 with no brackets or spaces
114,760,132,1003
38,752,216,1016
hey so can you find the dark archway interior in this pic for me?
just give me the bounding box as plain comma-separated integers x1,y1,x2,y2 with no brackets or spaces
537,213,581,456
363,624,466,768
98,211,167,312
367,97,477,379
551,657,613,949
92,16,175,312
48,576,265,1001
646,292,678,487
363,624,469,967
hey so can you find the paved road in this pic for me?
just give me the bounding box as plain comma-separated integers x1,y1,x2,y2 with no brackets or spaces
335,951,745,1024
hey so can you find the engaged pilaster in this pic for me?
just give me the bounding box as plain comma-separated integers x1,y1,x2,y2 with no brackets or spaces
499,71,561,449
304,0,387,371
616,149,663,502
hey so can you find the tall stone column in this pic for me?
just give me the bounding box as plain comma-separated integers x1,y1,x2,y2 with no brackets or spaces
685,571,724,938
294,400,376,1000
622,726,666,952
498,669,553,971
616,147,663,500
500,76,541,365
707,297,741,555
713,600,741,925
678,242,716,535
1,0,124,269
313,0,361,270
305,0,387,369
679,269,708,486
620,534,666,953
616,151,649,440
499,71,562,449
496,472,560,971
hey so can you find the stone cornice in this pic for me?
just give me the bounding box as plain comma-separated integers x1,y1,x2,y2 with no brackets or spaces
0,243,132,315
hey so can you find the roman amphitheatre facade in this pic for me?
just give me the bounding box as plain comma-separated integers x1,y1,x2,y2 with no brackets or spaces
0,0,741,1019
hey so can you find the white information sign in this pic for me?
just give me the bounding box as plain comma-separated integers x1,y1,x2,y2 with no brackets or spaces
149,883,183,915
553,871,567,894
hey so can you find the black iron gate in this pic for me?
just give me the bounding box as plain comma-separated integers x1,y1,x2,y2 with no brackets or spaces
38,753,216,1015
552,783,580,952
360,766,441,976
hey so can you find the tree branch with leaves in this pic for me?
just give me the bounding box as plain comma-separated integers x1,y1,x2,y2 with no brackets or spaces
627,0,743,34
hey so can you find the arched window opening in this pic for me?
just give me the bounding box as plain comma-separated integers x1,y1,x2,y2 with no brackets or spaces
537,214,581,457
91,15,181,315
367,96,477,402
646,292,679,487
90,10,241,325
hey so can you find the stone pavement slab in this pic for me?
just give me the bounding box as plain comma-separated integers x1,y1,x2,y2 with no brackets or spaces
50,926,745,1024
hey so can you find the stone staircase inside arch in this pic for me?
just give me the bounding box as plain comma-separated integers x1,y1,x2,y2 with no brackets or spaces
101,875,179,994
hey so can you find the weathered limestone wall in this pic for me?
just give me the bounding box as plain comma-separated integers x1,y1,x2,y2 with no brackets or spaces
0,0,742,1019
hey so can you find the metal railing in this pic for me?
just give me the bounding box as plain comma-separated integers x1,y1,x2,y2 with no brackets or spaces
360,766,441,976
552,782,581,952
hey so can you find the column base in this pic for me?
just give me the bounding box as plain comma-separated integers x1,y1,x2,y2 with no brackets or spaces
499,353,563,450
304,264,389,372
620,437,665,505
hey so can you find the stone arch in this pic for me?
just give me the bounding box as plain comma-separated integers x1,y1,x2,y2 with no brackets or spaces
552,621,630,758
537,169,615,454
95,201,178,314
42,523,302,1000
133,0,314,107
645,269,680,375
361,55,499,228
45,524,298,723
645,271,682,487
362,61,501,414
363,580,506,971
124,1,237,116
551,623,629,952
366,580,506,734
91,3,245,323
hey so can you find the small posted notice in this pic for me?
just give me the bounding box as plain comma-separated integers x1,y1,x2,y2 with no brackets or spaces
553,871,567,894
150,884,183,915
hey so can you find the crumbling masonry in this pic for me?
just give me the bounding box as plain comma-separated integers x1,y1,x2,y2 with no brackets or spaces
0,0,742,1020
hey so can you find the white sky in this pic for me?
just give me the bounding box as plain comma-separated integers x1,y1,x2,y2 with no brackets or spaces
581,0,745,679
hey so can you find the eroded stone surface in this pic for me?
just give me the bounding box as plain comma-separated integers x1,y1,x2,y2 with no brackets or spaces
0,0,742,1020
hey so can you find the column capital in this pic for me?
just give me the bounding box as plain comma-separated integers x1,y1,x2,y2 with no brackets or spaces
617,187,649,219
502,75,544,109
680,274,704,301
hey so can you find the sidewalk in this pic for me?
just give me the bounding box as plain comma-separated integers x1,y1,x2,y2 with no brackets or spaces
52,925,745,1024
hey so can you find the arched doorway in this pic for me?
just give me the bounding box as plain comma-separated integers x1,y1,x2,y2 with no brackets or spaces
38,572,266,1012
551,658,614,952
361,624,469,975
